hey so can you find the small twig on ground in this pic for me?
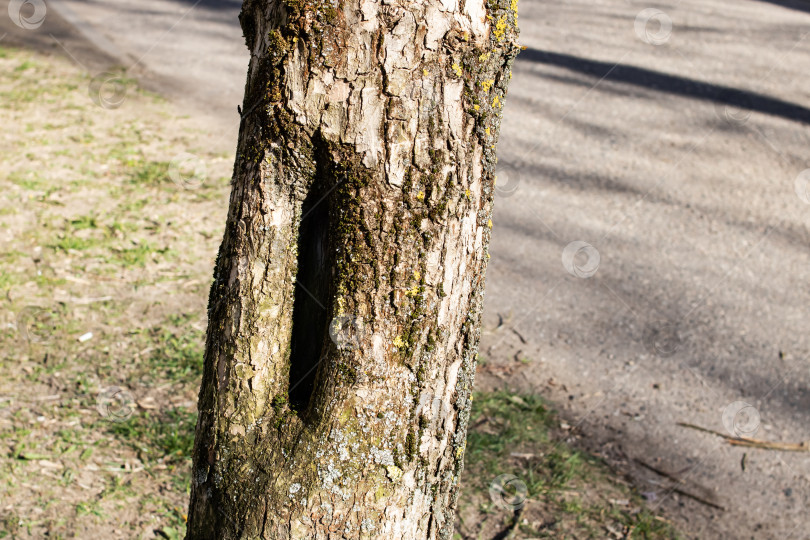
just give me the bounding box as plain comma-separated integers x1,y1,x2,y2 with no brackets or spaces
510,327,527,344
677,422,810,452
670,486,726,511
634,458,687,485
509,452,537,460
634,458,725,511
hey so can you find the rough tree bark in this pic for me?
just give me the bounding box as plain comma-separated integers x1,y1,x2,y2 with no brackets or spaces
185,0,519,537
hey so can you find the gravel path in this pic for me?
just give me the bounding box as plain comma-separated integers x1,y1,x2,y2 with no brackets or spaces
7,0,810,537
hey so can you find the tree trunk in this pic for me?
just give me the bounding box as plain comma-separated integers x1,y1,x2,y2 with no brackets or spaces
186,0,519,537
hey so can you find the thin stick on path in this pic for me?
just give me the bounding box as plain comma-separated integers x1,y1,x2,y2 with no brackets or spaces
677,422,810,452
634,459,726,511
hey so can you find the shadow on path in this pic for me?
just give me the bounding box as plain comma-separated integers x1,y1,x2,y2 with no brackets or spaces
754,0,810,14
171,0,243,13
518,47,810,125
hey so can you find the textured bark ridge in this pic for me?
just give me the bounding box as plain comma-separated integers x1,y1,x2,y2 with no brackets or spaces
186,0,519,537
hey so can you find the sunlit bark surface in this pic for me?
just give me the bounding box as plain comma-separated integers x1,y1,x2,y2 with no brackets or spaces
186,0,519,537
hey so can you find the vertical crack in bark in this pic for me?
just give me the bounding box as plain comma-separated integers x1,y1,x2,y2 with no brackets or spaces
288,182,331,412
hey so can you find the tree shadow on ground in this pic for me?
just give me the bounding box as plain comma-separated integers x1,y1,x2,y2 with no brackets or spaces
754,0,810,14
517,48,810,126
154,0,243,12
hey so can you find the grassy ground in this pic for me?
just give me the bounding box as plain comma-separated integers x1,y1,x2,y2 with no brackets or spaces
0,45,230,539
454,391,679,539
0,47,678,539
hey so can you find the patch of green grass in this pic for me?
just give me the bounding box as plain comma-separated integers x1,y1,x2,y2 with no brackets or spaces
128,159,170,186
68,131,95,144
157,525,183,540
109,242,167,267
99,475,136,500
0,511,21,538
143,318,205,383
466,392,588,496
8,170,45,190
462,391,680,539
69,214,99,230
13,60,37,73
46,213,171,267
466,392,555,469
116,197,149,213
143,495,187,540
34,269,66,289
107,140,142,165
107,219,138,235
49,234,100,252
0,68,79,104
0,272,17,290
45,215,107,253
108,407,197,466
76,500,105,518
